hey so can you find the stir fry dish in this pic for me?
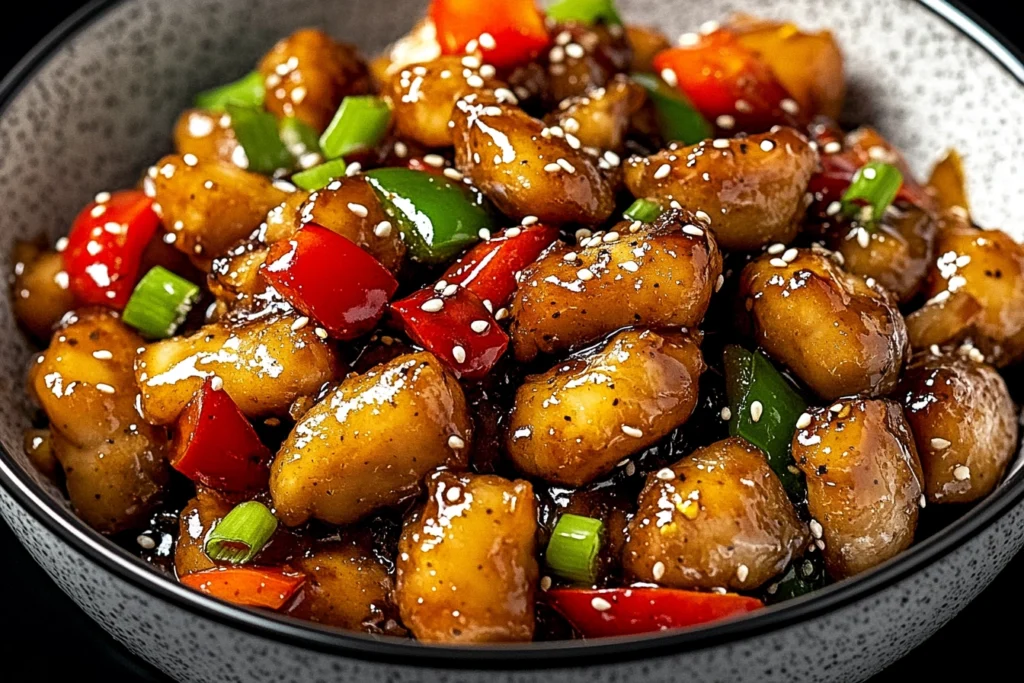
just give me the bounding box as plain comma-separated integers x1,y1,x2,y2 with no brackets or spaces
13,0,1024,643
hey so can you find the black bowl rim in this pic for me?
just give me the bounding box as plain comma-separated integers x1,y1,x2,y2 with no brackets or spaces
2,0,1024,671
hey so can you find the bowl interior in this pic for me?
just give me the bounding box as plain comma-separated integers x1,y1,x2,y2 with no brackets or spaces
2,0,1024,647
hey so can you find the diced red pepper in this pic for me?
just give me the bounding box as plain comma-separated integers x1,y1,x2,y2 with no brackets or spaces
170,378,273,492
180,566,305,610
63,190,161,309
653,30,804,133
547,587,763,638
429,0,551,69
442,224,561,308
390,286,508,379
261,224,398,340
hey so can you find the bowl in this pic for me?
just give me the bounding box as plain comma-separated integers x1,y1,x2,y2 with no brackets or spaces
2,1,1024,681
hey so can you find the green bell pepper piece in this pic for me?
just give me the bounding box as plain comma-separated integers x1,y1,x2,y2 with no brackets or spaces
632,72,713,146
546,0,622,25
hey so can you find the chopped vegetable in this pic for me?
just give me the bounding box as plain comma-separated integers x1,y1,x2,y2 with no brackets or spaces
546,0,622,25
169,378,274,492
291,159,349,191
840,162,904,223
390,285,508,379
62,189,161,309
723,345,807,502
547,587,763,638
622,197,664,223
652,31,803,132
121,266,200,339
429,0,551,69
227,105,294,174
319,96,392,160
545,513,604,584
631,72,713,145
261,224,398,339
195,71,266,111
366,168,493,264
441,224,560,307
205,501,279,565
279,116,323,159
764,555,827,605
179,566,304,610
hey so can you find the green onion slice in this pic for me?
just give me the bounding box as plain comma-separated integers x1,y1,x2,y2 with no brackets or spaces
624,198,663,223
205,501,279,565
227,105,295,175
632,72,713,146
121,266,200,339
841,161,904,223
292,159,349,191
546,0,622,25
320,96,392,160
195,71,266,112
279,116,323,161
545,513,604,584
723,345,808,503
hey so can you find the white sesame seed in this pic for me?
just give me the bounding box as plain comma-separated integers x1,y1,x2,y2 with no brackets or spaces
374,221,393,238
421,298,445,313
760,139,776,152
953,465,971,481
92,350,113,360
443,283,459,297
782,248,799,263
95,383,116,394
720,407,732,420
452,345,467,364
682,224,704,237
626,461,636,476
830,403,844,413
931,437,952,450
137,534,156,550
443,167,464,181
823,141,842,154
347,202,369,217
796,412,812,429
540,576,553,591
770,258,788,268
810,519,823,539
656,468,675,481
715,274,725,292
544,162,561,173
603,231,620,243
767,243,786,255
920,494,927,508
591,597,612,612
603,150,621,167
716,115,736,130
620,260,639,273
750,401,763,422
660,68,678,87
478,32,496,49
94,191,112,204
557,158,576,173
565,43,585,59
856,228,870,249
653,163,671,180
494,307,509,320
862,166,878,181
563,252,578,262
470,320,490,334
737,564,749,583
652,561,666,581
712,138,730,149
577,268,594,281
780,98,800,115
448,435,466,449
423,154,445,168
291,316,310,331
314,327,329,340
621,425,644,438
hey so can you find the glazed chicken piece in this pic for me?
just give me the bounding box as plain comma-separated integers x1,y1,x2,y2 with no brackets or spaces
793,399,924,580
547,75,647,154
270,352,471,526
623,437,808,591
507,329,705,486
11,243,75,341
509,209,722,361
540,21,632,105
173,109,239,166
30,309,169,533
396,470,538,643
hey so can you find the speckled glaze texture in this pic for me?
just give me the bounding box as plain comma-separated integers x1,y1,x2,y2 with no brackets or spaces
2,1,1024,682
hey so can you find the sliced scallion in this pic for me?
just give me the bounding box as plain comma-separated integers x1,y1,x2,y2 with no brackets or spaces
546,0,622,25
227,105,295,175
279,116,323,161
205,501,278,565
292,159,349,191
121,266,200,339
320,96,392,160
195,71,265,112
624,198,663,223
841,161,903,223
545,513,604,584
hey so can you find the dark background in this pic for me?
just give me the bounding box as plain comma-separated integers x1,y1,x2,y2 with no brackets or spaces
1,1,1021,681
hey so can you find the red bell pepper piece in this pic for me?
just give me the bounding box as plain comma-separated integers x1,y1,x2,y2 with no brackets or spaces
653,30,804,133
63,190,161,309
180,566,305,610
547,587,763,638
390,285,508,379
442,224,561,308
170,378,273,492
261,224,398,340
429,0,551,69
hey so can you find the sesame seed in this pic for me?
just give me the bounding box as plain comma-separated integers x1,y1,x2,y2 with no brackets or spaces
462,55,481,68
735,99,753,113
796,412,812,429
347,202,369,217
737,564,749,583
862,166,878,180
824,141,842,154
137,534,157,550
953,465,971,481
656,468,675,481
620,260,639,272
682,224,704,237
540,576,552,591
782,248,799,263
626,461,636,476
452,345,467,364
421,298,445,312
810,519,823,539
660,68,678,87
374,221,393,238
495,307,509,320
920,494,927,508
712,138,730,149
770,258,788,268
760,139,776,152
556,158,576,173
565,43,585,59
931,437,952,450
826,201,842,216
95,191,112,204
652,561,666,581
767,243,786,255
544,162,561,173
653,163,671,180
720,407,732,420
715,274,725,292
591,597,612,612
621,425,644,438
603,231,620,243
603,150,621,166
443,283,459,297
448,435,466,449
750,401,763,422
314,327,329,339
443,167,464,181
780,98,800,115
549,46,565,63
291,316,310,331
466,74,485,88
829,403,844,413
856,228,870,249
92,350,113,360
478,32,496,49
563,252,578,262
716,115,735,130
95,383,116,394
423,154,445,168
470,320,490,333
577,268,594,281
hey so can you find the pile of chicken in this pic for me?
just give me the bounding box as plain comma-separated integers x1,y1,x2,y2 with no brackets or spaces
12,6,1023,645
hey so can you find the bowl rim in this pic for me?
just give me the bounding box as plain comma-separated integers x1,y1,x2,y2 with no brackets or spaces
2,0,1024,670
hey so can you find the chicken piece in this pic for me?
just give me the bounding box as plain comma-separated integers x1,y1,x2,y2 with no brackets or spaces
396,470,537,643
30,309,168,533
928,149,970,216
738,248,908,399
173,109,239,165
542,22,632,104
793,399,923,579
11,244,75,341
905,289,982,351
270,352,471,526
624,127,817,250
509,209,722,361
548,75,646,154
135,314,337,424
625,24,671,73
508,329,704,486
174,490,233,576
898,354,1018,504
623,437,808,591
257,29,370,132
451,95,615,226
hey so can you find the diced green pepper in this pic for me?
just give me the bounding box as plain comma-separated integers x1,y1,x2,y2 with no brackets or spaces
291,159,349,191
546,0,622,25
723,345,808,502
320,96,392,160
227,105,294,175
279,116,323,160
195,71,265,111
365,168,493,264
632,72,713,146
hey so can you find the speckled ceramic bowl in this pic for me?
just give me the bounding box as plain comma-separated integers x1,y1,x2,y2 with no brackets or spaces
2,1,1023,681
